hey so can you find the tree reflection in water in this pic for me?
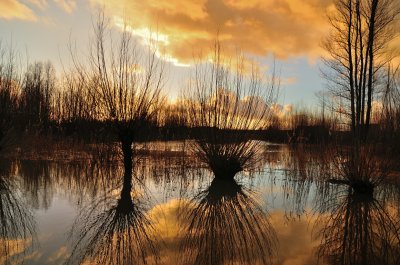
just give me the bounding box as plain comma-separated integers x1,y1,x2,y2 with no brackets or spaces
0,162,36,265
280,144,400,265
66,170,159,265
315,185,400,265
179,177,276,265
304,145,400,265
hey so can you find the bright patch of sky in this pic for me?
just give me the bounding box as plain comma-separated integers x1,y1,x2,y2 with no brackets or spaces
0,0,327,107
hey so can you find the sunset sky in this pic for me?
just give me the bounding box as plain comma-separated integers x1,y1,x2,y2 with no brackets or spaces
0,0,336,106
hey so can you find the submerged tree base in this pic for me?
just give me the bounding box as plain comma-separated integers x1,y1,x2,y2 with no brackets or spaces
180,175,276,265
350,181,374,199
206,178,243,200
328,178,375,198
208,157,243,180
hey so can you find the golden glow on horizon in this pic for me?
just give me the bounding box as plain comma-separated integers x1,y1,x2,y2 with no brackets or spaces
167,95,178,104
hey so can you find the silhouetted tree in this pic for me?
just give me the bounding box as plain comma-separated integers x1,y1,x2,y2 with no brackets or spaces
380,62,400,151
20,61,55,129
322,0,400,140
53,71,95,123
185,41,278,179
0,41,20,151
70,12,165,173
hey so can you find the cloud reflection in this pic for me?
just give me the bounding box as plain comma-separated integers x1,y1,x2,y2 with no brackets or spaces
177,177,276,265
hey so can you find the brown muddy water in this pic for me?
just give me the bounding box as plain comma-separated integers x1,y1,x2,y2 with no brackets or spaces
1,142,399,265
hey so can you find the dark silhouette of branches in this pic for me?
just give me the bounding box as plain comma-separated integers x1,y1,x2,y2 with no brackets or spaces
315,184,400,265
380,62,400,152
316,144,393,198
322,0,400,140
54,71,98,123
179,178,276,265
20,61,55,129
69,11,165,172
66,171,159,265
0,41,21,152
0,163,36,265
184,41,279,179
279,143,400,264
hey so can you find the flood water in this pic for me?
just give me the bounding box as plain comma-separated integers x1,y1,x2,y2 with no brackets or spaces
1,142,399,265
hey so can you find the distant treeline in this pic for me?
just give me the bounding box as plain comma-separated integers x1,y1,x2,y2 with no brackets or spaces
0,56,398,147
0,58,399,149
1,22,400,155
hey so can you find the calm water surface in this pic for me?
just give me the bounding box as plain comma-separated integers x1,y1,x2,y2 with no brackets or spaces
1,142,399,265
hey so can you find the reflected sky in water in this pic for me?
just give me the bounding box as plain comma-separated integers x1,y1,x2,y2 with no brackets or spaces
0,142,399,265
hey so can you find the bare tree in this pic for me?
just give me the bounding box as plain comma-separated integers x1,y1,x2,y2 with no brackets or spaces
381,63,400,139
184,41,278,179
322,0,400,140
0,41,21,152
53,71,96,123
159,100,188,129
20,61,56,129
70,12,165,173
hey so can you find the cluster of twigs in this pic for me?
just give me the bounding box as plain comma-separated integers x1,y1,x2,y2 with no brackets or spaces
185,41,279,179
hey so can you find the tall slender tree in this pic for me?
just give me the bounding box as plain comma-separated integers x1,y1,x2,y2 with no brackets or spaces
322,0,399,140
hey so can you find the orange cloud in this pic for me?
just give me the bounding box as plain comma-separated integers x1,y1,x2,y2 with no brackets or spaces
0,0,37,21
0,0,77,21
90,0,334,65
